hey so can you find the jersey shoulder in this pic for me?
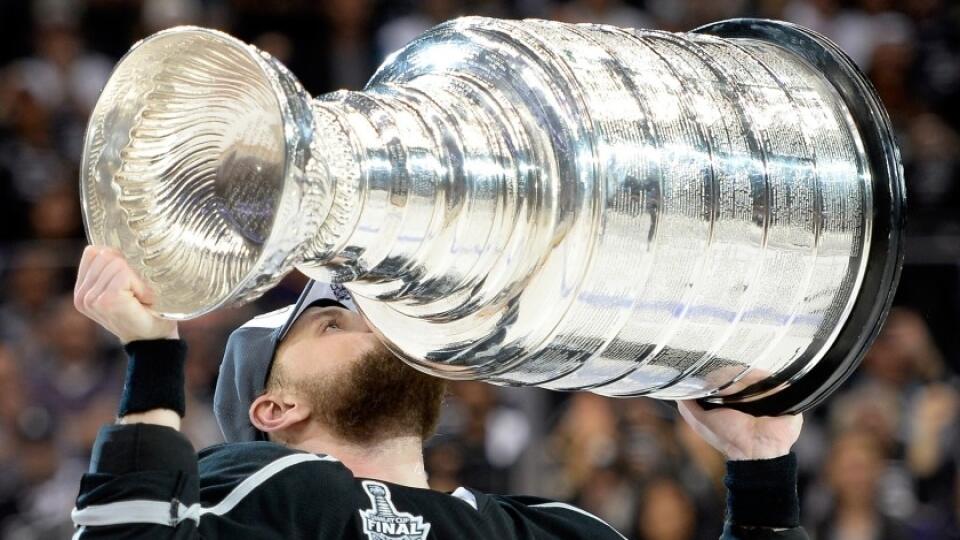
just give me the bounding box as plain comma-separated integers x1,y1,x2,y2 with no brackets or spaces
197,441,351,505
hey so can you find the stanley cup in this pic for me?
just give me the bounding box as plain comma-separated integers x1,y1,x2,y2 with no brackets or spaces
80,17,905,414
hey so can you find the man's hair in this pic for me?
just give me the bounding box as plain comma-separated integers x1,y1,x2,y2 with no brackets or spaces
267,343,446,443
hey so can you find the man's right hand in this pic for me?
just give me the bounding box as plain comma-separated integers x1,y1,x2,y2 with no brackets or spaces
74,246,178,344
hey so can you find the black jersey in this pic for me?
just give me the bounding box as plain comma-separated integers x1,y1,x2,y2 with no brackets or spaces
72,423,807,540
72,423,629,539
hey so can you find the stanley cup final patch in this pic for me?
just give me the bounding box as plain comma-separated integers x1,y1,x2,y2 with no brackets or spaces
359,481,432,540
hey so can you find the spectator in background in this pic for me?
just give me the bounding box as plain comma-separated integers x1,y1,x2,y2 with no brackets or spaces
29,296,118,457
0,344,26,470
254,32,295,66
0,78,67,204
323,0,376,90
783,0,843,39
784,0,911,70
809,430,911,540
10,20,111,162
619,399,682,480
0,246,63,359
576,465,637,534
906,383,960,536
547,393,619,499
0,407,79,540
0,65,31,242
0,341,75,539
821,309,947,524
754,0,789,20
543,396,726,536
860,308,945,393
683,0,749,28
14,18,112,115
902,112,960,234
552,0,652,28
635,476,702,540
141,0,202,34
674,419,726,532
848,0,913,70
425,437,466,492
903,0,960,129
867,36,919,132
430,381,531,493
377,0,460,61
29,181,82,240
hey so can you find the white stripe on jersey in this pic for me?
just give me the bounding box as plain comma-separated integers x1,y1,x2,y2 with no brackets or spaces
451,487,478,510
71,453,339,535
200,453,337,517
72,500,199,527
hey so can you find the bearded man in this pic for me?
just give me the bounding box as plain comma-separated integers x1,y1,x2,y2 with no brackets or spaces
70,246,807,539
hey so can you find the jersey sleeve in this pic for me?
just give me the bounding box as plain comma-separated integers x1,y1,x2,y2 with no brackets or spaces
72,423,202,539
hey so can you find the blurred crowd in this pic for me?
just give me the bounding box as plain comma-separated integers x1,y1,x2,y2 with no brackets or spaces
0,0,959,539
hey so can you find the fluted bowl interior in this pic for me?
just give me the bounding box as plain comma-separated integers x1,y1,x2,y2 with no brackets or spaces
81,27,287,318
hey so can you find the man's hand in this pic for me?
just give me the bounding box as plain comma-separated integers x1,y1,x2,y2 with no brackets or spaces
677,400,802,461
74,246,178,344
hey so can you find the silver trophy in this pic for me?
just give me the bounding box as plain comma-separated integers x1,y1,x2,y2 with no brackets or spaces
80,17,905,414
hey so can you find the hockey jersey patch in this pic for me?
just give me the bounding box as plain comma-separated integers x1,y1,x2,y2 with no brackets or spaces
359,481,432,540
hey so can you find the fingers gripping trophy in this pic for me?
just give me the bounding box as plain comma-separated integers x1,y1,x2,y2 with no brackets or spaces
80,18,905,414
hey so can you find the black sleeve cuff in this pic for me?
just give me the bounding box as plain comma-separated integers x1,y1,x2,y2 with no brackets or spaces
119,339,187,417
89,423,197,476
725,452,800,528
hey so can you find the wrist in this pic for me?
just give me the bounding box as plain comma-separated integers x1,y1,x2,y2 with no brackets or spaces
120,324,179,345
723,430,797,461
725,452,800,528
725,446,792,462
119,339,188,419
119,409,181,430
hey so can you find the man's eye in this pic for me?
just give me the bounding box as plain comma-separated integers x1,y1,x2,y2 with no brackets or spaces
325,322,340,331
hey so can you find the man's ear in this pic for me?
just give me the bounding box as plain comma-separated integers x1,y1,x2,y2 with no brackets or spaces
249,391,311,440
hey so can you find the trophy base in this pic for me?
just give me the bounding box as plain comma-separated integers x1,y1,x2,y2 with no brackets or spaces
693,19,906,415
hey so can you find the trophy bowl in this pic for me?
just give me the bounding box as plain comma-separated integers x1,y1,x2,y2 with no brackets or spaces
80,27,318,319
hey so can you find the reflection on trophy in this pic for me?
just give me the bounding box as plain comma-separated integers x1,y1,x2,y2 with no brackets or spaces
79,17,905,414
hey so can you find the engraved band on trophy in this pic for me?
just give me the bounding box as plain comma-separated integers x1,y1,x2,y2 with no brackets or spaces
79,17,906,414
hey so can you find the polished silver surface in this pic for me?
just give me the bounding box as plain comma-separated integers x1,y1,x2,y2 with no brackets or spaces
81,17,900,403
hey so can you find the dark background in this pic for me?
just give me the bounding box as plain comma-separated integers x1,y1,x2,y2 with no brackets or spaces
1,0,959,538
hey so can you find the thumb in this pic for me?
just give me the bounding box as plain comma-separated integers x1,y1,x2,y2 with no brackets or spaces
677,400,704,427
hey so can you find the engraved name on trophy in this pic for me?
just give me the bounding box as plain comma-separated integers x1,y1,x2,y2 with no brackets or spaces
80,17,905,414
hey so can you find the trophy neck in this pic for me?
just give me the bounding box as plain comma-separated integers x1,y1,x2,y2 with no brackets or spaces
296,98,366,277
297,79,535,299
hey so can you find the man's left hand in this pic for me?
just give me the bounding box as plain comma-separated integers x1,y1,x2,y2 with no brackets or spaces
677,400,802,461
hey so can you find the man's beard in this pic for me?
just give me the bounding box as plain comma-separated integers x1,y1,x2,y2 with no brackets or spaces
304,342,446,444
